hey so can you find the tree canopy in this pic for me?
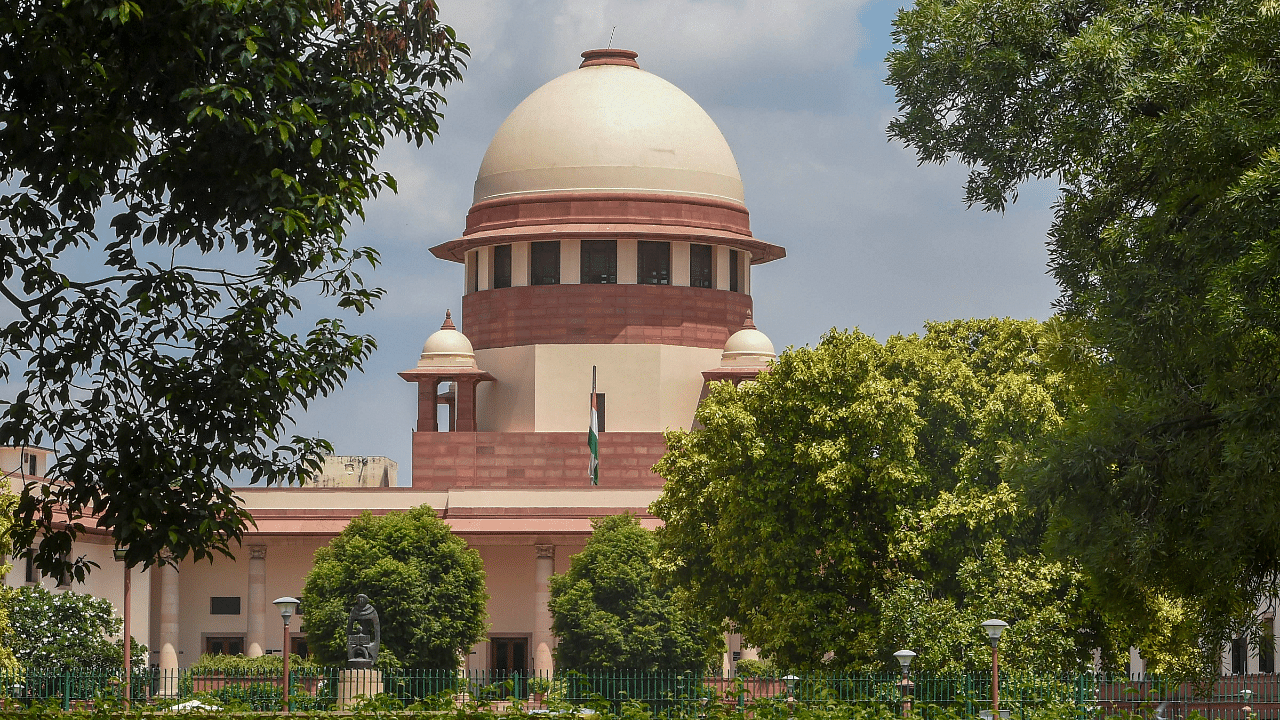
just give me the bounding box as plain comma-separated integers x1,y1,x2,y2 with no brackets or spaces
653,319,1119,674
887,0,1280,661
300,506,488,668
1,585,145,671
0,0,466,578
550,513,720,671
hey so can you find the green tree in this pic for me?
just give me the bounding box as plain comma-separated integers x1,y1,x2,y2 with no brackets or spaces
549,513,720,671
300,506,487,668
0,0,467,579
653,319,1117,674
886,0,1280,666
1,586,145,671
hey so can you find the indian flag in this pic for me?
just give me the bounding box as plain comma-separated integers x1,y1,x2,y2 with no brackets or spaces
588,366,599,486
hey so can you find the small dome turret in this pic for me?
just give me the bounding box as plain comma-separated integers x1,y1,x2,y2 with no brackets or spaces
720,311,775,367
419,311,477,368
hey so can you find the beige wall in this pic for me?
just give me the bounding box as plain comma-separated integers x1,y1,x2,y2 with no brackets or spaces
617,239,638,284
476,344,721,432
170,535,330,662
560,239,581,285
0,447,51,478
475,345,537,432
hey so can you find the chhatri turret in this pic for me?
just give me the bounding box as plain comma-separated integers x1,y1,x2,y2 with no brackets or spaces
403,48,785,489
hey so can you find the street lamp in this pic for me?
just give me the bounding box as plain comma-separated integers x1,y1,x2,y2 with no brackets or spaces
981,619,1009,720
112,548,130,708
783,674,799,715
894,650,916,717
273,597,300,711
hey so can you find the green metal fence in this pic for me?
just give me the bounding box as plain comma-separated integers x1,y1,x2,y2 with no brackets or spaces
2,668,1280,717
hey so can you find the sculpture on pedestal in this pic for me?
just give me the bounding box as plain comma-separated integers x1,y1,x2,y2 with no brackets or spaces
346,594,380,668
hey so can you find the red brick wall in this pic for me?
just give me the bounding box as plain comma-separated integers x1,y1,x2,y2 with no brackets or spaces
461,284,752,350
411,431,669,490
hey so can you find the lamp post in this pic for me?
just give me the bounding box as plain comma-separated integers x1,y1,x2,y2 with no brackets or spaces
112,549,130,708
783,674,799,715
894,650,916,717
981,619,1008,720
273,597,300,712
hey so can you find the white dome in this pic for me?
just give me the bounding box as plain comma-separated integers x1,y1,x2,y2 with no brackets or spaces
473,50,745,206
419,311,477,368
721,314,775,368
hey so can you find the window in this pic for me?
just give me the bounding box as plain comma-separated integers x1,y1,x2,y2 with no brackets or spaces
580,240,617,284
531,241,560,285
729,249,741,293
205,636,245,656
492,245,512,289
638,241,671,285
490,636,528,673
23,551,34,584
690,244,713,288
22,452,35,476
1231,636,1248,674
469,251,479,293
591,393,606,433
210,596,242,615
291,636,309,658
1263,618,1276,674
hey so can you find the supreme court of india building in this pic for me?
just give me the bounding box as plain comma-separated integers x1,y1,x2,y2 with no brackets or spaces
0,48,783,676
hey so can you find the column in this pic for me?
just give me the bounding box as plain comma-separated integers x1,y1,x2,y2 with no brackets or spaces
532,544,556,675
158,560,180,696
416,376,439,432
455,378,479,432
246,545,267,657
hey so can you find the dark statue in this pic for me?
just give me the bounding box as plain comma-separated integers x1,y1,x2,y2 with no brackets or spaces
346,594,380,668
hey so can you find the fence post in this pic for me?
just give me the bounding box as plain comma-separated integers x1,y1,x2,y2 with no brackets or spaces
61,671,69,711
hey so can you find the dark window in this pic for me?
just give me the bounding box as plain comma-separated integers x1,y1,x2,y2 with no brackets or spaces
638,241,671,285
28,454,35,476
469,251,479,293
729,249,741,293
210,596,242,615
580,240,617,284
492,245,512,289
205,636,244,656
24,551,34,584
1263,620,1276,674
1232,636,1248,674
591,393,606,433
531,241,560,285
23,452,36,476
690,244,713,288
490,636,528,673
731,651,742,662
291,636,309,658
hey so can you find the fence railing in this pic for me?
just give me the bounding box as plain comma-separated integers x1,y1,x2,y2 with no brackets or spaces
2,668,1280,717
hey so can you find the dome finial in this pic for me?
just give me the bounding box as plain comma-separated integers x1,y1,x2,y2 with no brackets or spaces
441,310,456,331
580,48,639,69
743,309,756,330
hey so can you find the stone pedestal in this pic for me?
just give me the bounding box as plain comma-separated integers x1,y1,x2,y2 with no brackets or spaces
338,669,384,708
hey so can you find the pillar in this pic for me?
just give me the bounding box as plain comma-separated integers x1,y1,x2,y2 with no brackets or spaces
533,544,556,675
456,378,479,432
417,377,440,431
246,545,267,657
158,560,180,696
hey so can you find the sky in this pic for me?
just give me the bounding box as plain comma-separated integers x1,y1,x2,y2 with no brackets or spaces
7,0,1065,480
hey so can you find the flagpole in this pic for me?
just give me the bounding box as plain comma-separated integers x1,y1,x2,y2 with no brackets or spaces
588,366,599,486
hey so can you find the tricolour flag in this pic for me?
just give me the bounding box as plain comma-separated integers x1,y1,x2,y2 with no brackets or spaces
588,366,599,486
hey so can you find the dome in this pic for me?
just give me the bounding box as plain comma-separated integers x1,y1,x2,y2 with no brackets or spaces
721,312,775,368
473,49,745,206
419,311,477,368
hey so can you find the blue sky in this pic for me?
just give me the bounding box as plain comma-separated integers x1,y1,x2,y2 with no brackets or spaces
279,0,1064,478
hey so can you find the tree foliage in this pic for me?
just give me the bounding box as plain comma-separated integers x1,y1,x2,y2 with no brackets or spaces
300,506,488,668
0,585,145,671
653,319,1118,674
887,0,1280,663
0,0,467,579
549,513,721,671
